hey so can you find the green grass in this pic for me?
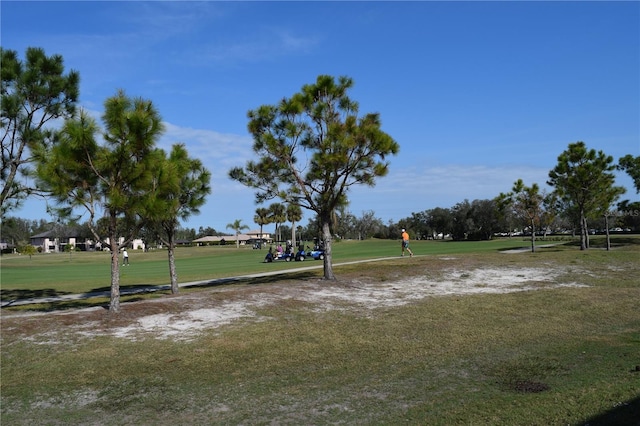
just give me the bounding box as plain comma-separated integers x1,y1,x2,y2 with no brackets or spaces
2,237,639,424
1,238,535,297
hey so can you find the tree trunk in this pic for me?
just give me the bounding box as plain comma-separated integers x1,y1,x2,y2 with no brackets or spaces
579,209,588,250
583,215,590,249
110,247,120,312
604,215,611,251
259,224,264,249
108,218,121,313
321,219,335,280
291,221,296,250
168,235,179,294
530,219,536,253
168,247,178,294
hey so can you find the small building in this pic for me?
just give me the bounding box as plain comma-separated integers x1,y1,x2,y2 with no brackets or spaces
99,237,145,251
30,230,144,253
192,235,226,246
30,230,87,253
246,229,272,242
0,238,15,253
192,230,272,246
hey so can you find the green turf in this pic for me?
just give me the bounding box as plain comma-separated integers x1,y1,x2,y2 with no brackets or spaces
1,238,536,296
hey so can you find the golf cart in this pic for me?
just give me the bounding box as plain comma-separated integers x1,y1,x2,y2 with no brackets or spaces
306,238,325,260
263,241,306,262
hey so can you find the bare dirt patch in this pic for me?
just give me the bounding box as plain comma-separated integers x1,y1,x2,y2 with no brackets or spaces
1,261,587,344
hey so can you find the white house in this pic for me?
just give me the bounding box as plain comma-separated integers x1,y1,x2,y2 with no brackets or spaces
30,230,144,253
30,230,87,253
192,230,272,246
98,237,145,251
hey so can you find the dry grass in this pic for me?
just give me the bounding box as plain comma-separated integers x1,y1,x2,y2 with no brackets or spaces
2,244,639,425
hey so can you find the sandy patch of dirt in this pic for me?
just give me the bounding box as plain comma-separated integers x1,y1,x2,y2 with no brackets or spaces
1,263,588,344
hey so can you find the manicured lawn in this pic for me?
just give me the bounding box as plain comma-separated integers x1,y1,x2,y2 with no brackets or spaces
1,238,533,296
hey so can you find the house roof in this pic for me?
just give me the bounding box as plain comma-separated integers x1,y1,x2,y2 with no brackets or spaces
247,229,271,235
192,236,222,243
30,227,85,239
192,234,256,243
30,230,56,239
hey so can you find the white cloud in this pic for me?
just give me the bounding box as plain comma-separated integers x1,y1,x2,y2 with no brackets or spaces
161,122,253,162
345,163,553,221
195,29,320,66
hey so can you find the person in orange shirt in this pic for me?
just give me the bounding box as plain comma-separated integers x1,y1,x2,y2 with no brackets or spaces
401,228,413,257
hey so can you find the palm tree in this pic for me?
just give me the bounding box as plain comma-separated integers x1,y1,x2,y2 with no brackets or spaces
268,203,286,242
286,204,303,249
254,207,271,249
226,219,249,249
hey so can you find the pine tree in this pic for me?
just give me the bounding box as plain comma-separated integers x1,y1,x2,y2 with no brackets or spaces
230,75,399,280
548,142,625,250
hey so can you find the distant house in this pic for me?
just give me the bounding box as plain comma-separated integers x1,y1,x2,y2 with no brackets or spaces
192,230,272,246
97,237,145,251
30,230,144,253
30,230,89,253
0,239,14,253
192,235,226,245
246,229,272,242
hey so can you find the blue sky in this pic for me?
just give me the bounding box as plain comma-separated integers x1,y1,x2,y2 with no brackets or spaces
3,1,639,233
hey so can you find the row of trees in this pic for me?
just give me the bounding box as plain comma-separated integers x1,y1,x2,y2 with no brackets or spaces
252,202,303,244
0,215,217,253
395,148,638,248
0,217,58,248
400,146,638,252
232,146,638,261
1,47,211,312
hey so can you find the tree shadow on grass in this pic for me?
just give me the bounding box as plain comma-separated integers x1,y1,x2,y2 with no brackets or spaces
500,237,640,252
497,244,570,253
565,236,640,249
5,296,151,312
2,271,319,312
88,284,168,294
577,394,640,426
1,288,155,311
183,271,319,289
1,288,73,302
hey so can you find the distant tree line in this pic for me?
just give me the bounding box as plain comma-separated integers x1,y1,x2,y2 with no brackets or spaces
277,141,640,251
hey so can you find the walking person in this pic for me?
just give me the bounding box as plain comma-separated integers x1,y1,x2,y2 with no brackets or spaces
122,248,129,265
401,228,414,257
